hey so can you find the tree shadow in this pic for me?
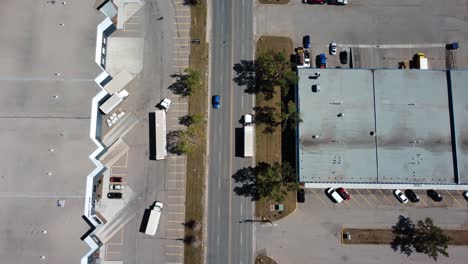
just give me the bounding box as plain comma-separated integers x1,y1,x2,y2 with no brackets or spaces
232,162,270,201
182,0,199,5
178,115,192,126
169,73,190,96
252,106,280,134
233,60,257,94
167,130,183,155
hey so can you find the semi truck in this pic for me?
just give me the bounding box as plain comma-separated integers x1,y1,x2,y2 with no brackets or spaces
154,110,167,160
99,89,129,114
144,201,163,236
243,114,254,157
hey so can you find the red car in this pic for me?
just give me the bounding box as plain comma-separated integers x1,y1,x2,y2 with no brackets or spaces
110,177,123,183
303,0,327,4
337,188,351,200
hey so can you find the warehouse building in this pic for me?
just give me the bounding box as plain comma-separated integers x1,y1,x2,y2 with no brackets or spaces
297,69,468,189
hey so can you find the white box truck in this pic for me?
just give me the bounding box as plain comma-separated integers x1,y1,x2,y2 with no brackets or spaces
243,114,254,157
145,201,163,236
99,89,129,114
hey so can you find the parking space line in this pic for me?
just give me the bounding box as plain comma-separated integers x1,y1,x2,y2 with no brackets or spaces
166,253,183,256
166,244,183,248
419,197,428,207
347,196,361,208
366,189,383,207
175,15,190,18
168,204,185,207
168,212,185,215
445,191,462,208
356,190,373,207
176,29,190,32
378,189,394,206
110,173,127,176
168,179,185,181
168,220,184,223
168,228,184,231
106,251,121,254
174,58,189,61
168,195,185,198
310,190,327,206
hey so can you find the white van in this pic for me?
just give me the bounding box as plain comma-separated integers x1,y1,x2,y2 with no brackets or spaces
326,188,343,203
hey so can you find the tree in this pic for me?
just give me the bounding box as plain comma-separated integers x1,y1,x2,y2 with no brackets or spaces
255,50,298,99
179,113,203,126
391,216,451,261
281,100,302,132
256,162,299,203
184,68,203,95
232,162,299,202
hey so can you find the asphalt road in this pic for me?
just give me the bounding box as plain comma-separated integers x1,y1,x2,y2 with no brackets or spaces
207,0,255,263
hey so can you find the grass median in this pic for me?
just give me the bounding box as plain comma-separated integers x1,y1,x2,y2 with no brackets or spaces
185,1,208,263
255,36,296,221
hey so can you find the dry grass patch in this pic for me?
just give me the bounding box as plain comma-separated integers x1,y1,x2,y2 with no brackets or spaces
342,228,468,245
254,36,296,222
185,1,208,263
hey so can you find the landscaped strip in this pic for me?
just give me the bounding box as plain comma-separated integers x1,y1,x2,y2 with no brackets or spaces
255,36,296,221
185,0,208,263
342,228,468,245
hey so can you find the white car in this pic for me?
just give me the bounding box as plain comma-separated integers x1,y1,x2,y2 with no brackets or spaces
159,98,172,111
329,42,337,55
463,191,468,201
110,184,125,190
393,189,408,203
326,188,343,203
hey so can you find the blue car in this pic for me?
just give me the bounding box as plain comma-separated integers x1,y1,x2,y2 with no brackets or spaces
319,53,327,68
303,35,311,49
212,95,220,109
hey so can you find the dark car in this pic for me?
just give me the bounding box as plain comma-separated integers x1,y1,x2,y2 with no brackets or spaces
404,189,420,203
303,35,311,49
212,95,220,109
427,189,443,202
336,187,351,200
297,189,305,203
339,51,348,64
303,0,327,4
110,177,123,182
107,192,123,199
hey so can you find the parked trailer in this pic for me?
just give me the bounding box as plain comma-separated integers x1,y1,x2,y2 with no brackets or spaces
99,89,129,114
144,201,163,236
243,115,254,157
155,110,167,160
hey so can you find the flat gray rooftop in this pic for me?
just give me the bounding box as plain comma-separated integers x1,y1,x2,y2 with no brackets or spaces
297,68,464,186
0,0,101,263
451,71,468,184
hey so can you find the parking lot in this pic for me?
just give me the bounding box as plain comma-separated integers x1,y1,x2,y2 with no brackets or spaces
257,0,468,69
305,189,468,209
90,0,193,263
257,188,468,264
